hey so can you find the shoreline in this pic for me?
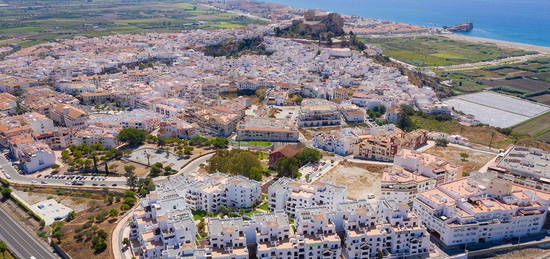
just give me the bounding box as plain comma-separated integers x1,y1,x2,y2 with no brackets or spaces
258,0,550,53
443,33,550,54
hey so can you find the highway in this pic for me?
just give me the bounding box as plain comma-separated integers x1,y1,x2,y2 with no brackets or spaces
0,206,59,259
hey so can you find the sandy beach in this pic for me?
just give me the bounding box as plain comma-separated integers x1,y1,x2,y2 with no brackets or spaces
443,33,550,54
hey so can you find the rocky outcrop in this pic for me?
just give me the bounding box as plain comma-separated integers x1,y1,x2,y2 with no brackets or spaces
444,22,473,32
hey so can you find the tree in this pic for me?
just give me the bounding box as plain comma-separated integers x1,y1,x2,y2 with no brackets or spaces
0,187,12,198
127,174,137,190
295,148,321,166
460,152,469,161
274,157,300,178
397,113,415,132
66,211,76,222
122,237,130,247
109,208,119,217
117,128,147,146
157,136,167,150
209,137,229,149
124,165,136,175
435,138,449,147
0,240,7,253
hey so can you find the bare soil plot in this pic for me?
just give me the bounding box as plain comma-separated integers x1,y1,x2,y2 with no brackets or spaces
481,78,549,93
315,161,389,200
424,146,496,175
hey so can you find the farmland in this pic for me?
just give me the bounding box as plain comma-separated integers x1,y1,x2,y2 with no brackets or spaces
0,0,266,48
512,112,550,142
437,57,550,102
361,36,535,67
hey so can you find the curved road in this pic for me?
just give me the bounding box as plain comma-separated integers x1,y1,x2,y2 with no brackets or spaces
0,206,58,259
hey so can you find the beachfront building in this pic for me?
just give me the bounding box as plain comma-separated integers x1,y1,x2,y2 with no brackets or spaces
268,177,346,217
237,116,299,142
381,165,437,204
297,99,341,127
412,176,550,247
394,149,462,184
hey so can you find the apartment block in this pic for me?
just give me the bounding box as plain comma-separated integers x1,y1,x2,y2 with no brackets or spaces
413,176,550,247
250,212,297,259
355,128,428,162
73,125,120,149
49,103,88,128
208,217,249,259
489,145,550,192
336,199,430,258
381,165,437,204
297,99,341,127
295,206,342,259
130,192,197,259
237,116,299,142
268,177,346,217
159,120,198,139
394,149,462,184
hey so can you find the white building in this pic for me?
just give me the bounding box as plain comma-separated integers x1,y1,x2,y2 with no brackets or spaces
297,99,341,127
335,199,430,258
295,206,342,259
381,165,437,204
250,212,297,259
207,217,249,259
268,177,346,217
394,149,462,184
15,141,56,173
130,191,197,259
73,125,120,149
237,116,299,142
413,176,550,247
158,173,261,213
312,128,358,156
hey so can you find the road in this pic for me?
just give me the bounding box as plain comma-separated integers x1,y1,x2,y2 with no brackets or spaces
0,151,127,188
0,206,59,259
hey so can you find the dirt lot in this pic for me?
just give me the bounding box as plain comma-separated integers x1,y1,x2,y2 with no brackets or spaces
488,247,550,259
315,161,389,200
424,146,496,176
13,186,125,259
531,94,550,105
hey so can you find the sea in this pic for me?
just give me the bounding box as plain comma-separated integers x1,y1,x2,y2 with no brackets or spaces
262,0,550,47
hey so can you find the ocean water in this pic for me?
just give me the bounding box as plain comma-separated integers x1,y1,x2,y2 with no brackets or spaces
263,0,550,47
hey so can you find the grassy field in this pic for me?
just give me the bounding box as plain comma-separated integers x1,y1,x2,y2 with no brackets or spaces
0,0,266,48
411,115,550,151
0,251,15,259
512,112,550,142
361,36,536,67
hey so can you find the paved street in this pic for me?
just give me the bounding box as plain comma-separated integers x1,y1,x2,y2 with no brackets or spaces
0,151,127,188
0,206,59,259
